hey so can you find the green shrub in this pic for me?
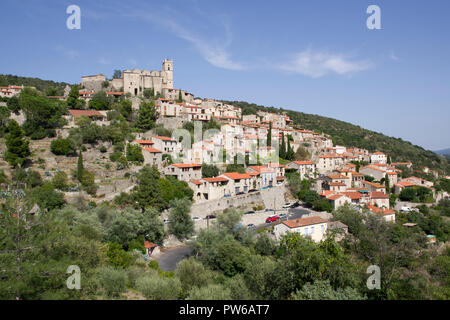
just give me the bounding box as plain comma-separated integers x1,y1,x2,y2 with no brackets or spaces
51,138,76,156
97,266,127,298
136,274,181,300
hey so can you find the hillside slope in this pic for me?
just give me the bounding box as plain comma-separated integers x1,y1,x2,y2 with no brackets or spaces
0,74,71,96
1,74,447,174
222,100,449,174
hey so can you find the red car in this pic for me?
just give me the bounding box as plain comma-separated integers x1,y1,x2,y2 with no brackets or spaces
265,215,280,223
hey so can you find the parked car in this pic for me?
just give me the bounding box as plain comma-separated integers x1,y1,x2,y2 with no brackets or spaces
265,208,274,212
205,214,216,219
265,215,280,223
401,206,412,212
279,213,288,220
245,210,255,214
247,223,256,229
163,218,170,224
282,202,291,208
192,216,202,221
290,202,300,208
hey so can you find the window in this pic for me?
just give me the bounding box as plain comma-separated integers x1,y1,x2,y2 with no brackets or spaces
304,228,308,236
321,225,324,233
311,227,314,234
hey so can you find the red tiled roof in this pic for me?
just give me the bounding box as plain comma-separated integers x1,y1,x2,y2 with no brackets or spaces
190,180,203,185
282,216,327,228
370,191,388,199
362,181,386,188
152,135,176,141
329,182,346,186
135,140,154,145
327,194,344,201
144,241,157,248
293,161,314,165
143,147,162,153
223,172,252,180
203,177,229,183
69,109,104,117
342,192,363,200
172,163,201,168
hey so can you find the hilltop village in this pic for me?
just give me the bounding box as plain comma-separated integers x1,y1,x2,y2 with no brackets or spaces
1,59,448,244
1,59,450,301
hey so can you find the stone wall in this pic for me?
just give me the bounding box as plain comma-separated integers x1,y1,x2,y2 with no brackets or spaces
190,185,287,217
156,117,187,131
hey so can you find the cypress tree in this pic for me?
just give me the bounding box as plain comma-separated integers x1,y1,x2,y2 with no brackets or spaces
280,132,286,159
267,122,272,147
77,151,84,182
5,120,30,168
287,137,294,160
385,175,390,193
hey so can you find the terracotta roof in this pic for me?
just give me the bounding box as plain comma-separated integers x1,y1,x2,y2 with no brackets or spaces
144,241,157,248
327,174,349,180
362,181,385,188
135,140,154,145
143,147,162,153
370,191,388,199
172,163,201,168
152,136,176,141
69,109,104,117
203,177,229,183
190,180,203,185
367,205,395,215
329,182,346,187
342,192,363,200
320,190,336,197
282,216,328,228
223,172,252,180
293,161,314,165
249,166,275,173
397,181,416,187
327,194,344,201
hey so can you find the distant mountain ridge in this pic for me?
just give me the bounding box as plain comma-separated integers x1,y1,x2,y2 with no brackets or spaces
434,148,450,156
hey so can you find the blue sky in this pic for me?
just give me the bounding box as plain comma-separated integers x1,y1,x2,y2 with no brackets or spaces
1,0,449,150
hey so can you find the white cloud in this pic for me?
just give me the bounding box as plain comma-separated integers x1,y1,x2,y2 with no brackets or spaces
279,49,372,78
389,52,400,62
128,11,244,71
98,57,110,65
55,45,79,60
128,59,137,67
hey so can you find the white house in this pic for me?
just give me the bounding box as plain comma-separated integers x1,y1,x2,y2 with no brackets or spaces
274,216,328,242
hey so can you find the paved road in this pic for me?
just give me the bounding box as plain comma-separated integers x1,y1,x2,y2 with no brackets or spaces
153,245,193,271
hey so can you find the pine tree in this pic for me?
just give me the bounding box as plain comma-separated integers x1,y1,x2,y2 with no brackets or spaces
387,156,391,165
67,85,83,109
136,100,157,131
280,132,286,159
77,151,84,182
5,120,30,168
